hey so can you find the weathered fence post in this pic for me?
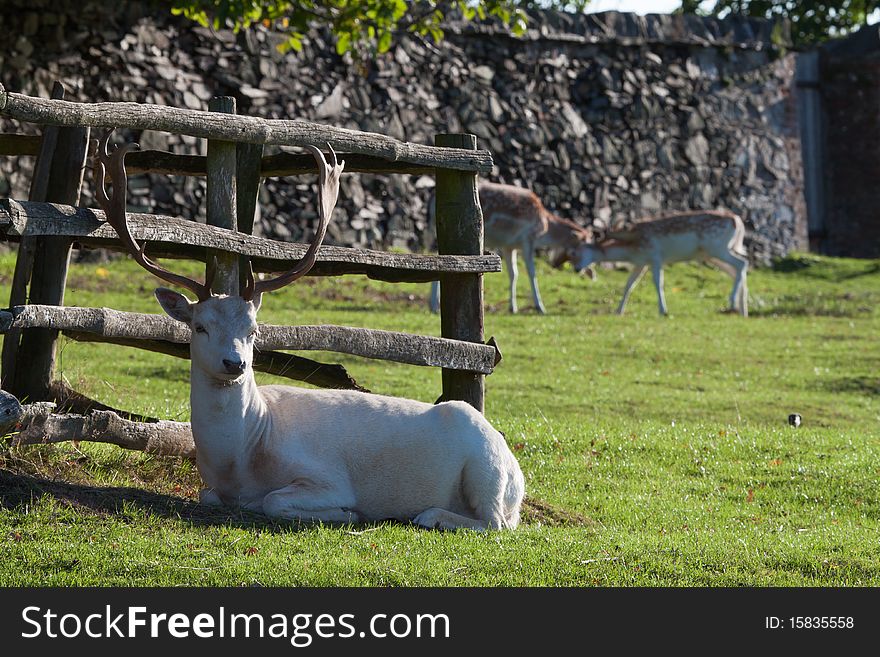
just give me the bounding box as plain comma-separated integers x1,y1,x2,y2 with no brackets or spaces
434,133,485,413
1,81,89,400
205,96,239,295
236,141,264,291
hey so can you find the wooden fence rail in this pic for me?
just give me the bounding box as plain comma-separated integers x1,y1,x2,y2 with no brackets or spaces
0,199,502,283
0,134,457,176
0,305,502,375
0,84,494,174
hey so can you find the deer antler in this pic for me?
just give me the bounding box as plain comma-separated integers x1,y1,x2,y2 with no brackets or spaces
242,143,344,300
93,129,215,301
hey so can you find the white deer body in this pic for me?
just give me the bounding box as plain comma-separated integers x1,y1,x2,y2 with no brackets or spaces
430,182,593,314
94,131,524,531
573,210,749,316
160,292,524,530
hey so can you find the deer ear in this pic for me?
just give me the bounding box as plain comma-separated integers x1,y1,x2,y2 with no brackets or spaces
154,287,195,323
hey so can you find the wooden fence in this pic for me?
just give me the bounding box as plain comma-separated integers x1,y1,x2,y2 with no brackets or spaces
0,81,501,440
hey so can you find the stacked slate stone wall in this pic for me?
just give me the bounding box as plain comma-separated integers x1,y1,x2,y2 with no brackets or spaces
0,1,807,264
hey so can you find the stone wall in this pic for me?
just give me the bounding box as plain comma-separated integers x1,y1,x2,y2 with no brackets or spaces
0,0,808,264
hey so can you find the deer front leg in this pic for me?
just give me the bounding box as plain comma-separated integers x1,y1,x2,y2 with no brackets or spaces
428,280,440,314
413,507,490,531
261,482,361,524
199,488,225,507
521,245,546,314
650,260,668,315
502,248,519,314
199,488,264,513
617,265,647,315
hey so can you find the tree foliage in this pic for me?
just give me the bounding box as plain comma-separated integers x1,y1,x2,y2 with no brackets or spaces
169,1,592,56
679,0,880,47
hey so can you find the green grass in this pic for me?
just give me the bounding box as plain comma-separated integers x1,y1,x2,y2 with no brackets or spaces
1,250,878,586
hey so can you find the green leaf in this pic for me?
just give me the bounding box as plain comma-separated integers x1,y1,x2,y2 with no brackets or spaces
378,30,392,53
335,31,351,55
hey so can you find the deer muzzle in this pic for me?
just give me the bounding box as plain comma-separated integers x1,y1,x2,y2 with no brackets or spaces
222,359,247,375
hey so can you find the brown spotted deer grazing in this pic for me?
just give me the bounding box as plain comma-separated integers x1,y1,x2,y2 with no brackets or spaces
429,181,595,314
571,210,749,316
93,130,524,531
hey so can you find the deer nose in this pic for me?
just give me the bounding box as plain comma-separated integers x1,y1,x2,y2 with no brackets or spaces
222,358,246,375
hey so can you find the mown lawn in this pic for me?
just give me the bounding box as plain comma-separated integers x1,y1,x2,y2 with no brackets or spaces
0,250,878,586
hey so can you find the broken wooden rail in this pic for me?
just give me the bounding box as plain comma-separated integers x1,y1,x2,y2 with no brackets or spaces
0,84,493,174
0,389,195,457
0,305,502,375
13,405,196,457
0,199,501,283
0,133,40,156
63,332,365,391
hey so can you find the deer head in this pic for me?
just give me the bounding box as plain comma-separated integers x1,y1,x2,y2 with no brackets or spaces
92,129,344,383
569,241,604,276
549,230,598,280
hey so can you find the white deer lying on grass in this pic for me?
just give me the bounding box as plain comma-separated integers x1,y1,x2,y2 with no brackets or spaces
93,130,524,530
571,210,749,316
429,181,595,315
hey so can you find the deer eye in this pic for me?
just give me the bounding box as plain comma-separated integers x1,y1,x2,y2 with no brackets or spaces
194,325,207,334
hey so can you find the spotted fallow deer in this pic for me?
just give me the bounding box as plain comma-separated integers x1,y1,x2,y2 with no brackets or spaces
92,130,524,530
429,181,595,315
571,210,749,316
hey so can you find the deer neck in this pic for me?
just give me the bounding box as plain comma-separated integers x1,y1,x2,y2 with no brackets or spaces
599,241,640,263
540,217,580,249
189,365,269,459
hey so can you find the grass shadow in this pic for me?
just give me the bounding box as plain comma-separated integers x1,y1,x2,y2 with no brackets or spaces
820,377,880,396
0,469,310,533
773,254,880,282
748,293,875,318
0,470,587,530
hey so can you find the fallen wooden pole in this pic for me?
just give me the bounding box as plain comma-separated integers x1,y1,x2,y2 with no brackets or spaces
0,199,501,282
48,380,161,423
0,85,493,174
64,331,367,391
0,305,502,375
0,133,40,156
0,388,194,457
9,404,196,458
